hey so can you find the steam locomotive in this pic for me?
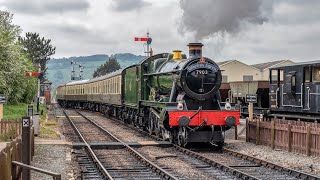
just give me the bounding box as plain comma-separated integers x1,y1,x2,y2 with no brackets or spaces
56,43,240,148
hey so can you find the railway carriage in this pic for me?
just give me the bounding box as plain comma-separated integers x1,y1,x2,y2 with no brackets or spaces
56,43,240,148
269,60,320,116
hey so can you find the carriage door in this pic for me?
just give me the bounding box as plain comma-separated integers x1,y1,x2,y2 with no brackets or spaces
303,66,311,110
269,69,281,109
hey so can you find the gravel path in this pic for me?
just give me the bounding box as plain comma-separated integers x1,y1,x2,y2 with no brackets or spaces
224,139,320,176
31,144,77,180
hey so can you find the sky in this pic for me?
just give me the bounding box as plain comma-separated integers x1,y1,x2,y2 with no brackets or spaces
0,0,319,64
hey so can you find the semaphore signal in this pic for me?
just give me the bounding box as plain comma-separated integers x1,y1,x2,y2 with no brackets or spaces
134,32,153,57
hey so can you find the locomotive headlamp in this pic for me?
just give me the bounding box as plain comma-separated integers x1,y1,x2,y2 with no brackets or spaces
177,100,184,110
224,102,231,110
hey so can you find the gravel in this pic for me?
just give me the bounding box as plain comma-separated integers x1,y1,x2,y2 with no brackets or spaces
80,111,153,142
224,139,320,176
31,144,77,180
137,146,227,180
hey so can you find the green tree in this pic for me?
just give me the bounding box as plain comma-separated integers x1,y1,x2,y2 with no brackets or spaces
93,56,121,78
19,32,56,77
0,10,37,104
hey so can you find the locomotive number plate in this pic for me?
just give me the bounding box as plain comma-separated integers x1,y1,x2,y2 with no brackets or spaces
195,70,208,75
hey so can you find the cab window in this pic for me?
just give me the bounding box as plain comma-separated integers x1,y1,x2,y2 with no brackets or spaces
313,66,320,82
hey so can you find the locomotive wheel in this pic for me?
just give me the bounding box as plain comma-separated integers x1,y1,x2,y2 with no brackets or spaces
178,127,187,147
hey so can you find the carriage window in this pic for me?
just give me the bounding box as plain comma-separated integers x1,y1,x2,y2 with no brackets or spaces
304,67,310,82
291,74,296,93
270,69,278,84
313,66,320,82
279,70,284,81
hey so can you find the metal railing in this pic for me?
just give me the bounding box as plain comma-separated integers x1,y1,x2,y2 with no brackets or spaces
12,161,61,180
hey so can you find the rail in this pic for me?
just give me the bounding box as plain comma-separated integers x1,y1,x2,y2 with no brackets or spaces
75,110,179,180
62,109,113,179
11,161,61,180
100,110,320,180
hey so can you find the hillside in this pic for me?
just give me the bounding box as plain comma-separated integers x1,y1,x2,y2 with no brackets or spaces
47,53,145,94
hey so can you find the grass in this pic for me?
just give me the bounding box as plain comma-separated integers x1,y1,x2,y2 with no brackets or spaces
3,103,28,120
1,103,59,141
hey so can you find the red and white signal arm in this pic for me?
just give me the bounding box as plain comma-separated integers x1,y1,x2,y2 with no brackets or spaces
25,72,41,76
134,37,148,41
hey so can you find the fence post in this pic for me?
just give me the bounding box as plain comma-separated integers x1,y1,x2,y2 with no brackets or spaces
271,119,275,149
11,140,17,179
256,119,260,145
306,124,311,156
15,119,18,137
288,123,292,152
246,118,249,142
31,127,34,159
234,125,238,140
5,143,12,179
22,116,31,180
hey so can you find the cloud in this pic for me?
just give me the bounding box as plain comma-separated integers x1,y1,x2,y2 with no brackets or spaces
111,0,151,12
178,0,268,40
3,0,89,15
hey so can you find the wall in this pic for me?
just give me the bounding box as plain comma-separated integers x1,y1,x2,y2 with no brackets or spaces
220,61,260,82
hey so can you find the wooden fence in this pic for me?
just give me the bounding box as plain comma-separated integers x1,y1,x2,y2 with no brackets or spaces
0,119,22,141
0,137,22,180
246,118,320,157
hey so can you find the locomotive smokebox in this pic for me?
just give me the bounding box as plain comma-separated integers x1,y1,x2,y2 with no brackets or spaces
187,43,203,58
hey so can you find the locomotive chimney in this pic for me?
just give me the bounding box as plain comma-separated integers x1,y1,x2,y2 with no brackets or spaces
187,43,203,58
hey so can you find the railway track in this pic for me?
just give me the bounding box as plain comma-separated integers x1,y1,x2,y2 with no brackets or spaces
63,109,177,180
75,109,320,180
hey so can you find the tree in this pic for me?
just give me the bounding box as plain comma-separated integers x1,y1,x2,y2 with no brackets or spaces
19,32,56,77
93,56,121,78
0,10,37,104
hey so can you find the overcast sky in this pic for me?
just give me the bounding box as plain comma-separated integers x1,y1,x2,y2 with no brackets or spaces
0,0,319,64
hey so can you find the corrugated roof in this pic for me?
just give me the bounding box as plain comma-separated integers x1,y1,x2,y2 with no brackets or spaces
251,60,292,70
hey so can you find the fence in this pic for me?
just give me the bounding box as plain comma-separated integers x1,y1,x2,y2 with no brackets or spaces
0,137,22,180
246,118,320,157
0,119,22,141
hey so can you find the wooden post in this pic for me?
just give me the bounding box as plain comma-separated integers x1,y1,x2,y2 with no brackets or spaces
22,116,31,180
306,124,311,156
31,127,34,159
246,118,249,142
5,143,12,179
271,119,275,149
256,119,260,145
288,123,292,152
248,102,253,121
15,119,18,138
4,120,7,139
234,125,238,140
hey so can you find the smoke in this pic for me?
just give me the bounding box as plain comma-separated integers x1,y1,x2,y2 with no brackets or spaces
179,0,268,40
